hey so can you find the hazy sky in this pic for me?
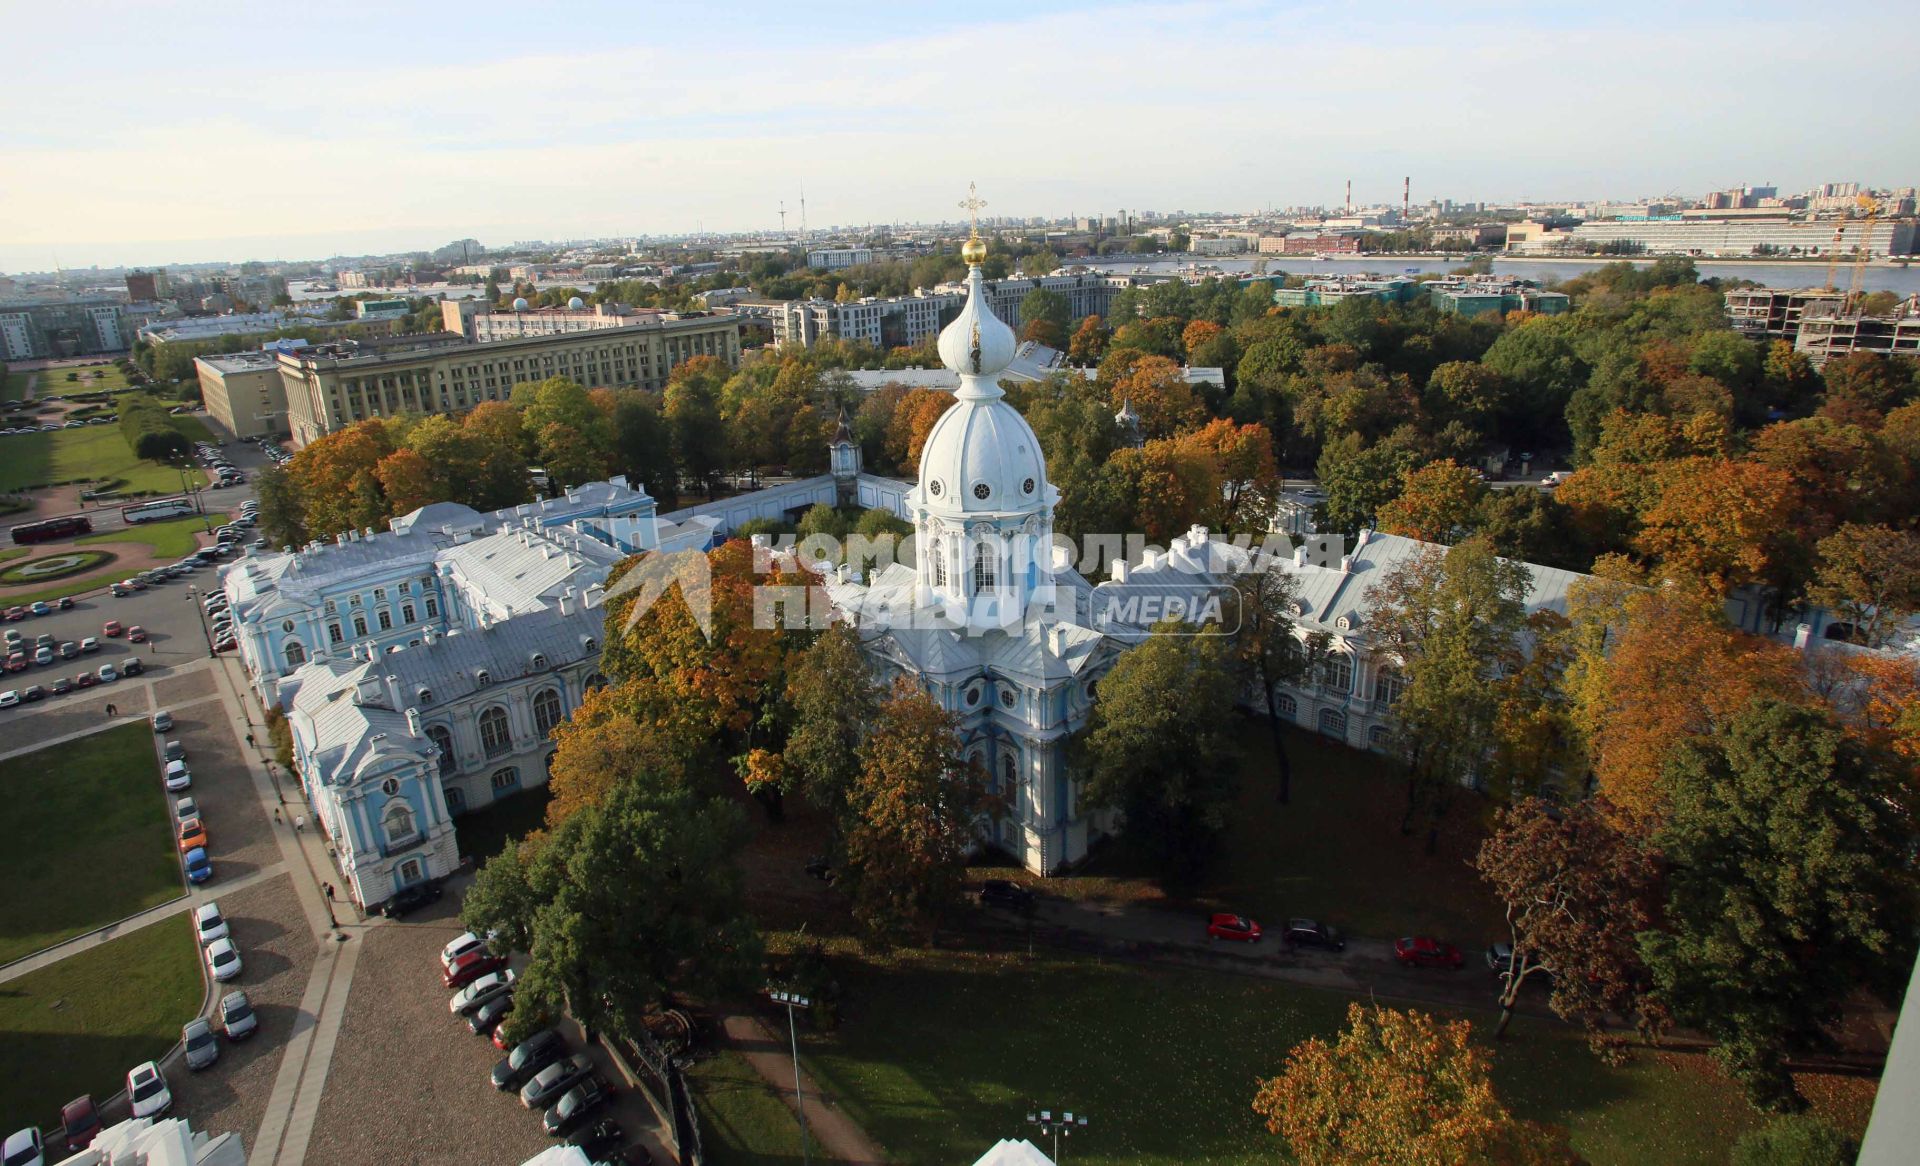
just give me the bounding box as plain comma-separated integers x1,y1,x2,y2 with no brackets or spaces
1,0,1910,271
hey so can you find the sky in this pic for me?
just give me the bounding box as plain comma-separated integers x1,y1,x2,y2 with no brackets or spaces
1,0,1912,272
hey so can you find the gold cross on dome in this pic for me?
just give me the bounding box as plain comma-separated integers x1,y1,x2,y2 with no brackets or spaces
959,182,987,236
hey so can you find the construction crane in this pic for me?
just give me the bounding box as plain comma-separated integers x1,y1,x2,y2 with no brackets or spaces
1823,218,1849,292
1847,194,1880,309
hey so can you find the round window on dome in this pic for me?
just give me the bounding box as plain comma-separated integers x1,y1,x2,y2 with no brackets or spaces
930,480,943,497
972,482,991,500
1023,477,1035,495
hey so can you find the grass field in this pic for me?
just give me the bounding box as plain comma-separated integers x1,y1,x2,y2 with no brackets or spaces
690,1048,816,1165
0,917,203,1135
80,511,226,560
983,720,1507,943
793,947,1876,1166
0,722,183,965
0,413,213,494
2,370,32,403
44,364,135,395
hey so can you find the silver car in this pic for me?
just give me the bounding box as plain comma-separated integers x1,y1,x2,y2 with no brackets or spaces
218,990,258,1040
182,1018,219,1070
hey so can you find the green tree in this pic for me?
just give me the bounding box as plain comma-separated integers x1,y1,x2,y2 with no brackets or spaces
1232,561,1325,804
665,359,729,500
1807,523,1920,648
251,463,308,548
1313,432,1423,536
461,772,760,1044
610,393,677,508
1079,625,1243,884
1019,287,1071,343
1642,698,1917,1110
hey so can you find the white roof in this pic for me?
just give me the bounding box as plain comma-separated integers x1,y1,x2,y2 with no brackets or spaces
973,1139,1056,1166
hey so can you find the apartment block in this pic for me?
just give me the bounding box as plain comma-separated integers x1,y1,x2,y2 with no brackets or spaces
196,350,292,439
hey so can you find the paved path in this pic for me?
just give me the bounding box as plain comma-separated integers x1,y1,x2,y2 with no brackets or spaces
722,1012,885,1165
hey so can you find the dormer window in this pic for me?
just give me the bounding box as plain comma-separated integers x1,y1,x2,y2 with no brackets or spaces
417,688,432,704
1336,614,1357,632
581,636,597,653
530,653,547,671
475,669,491,687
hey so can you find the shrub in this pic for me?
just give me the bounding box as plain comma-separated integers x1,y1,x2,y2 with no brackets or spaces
1731,1115,1857,1166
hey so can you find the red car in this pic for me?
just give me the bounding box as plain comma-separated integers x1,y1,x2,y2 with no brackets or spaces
3,606,25,621
3,652,24,673
103,620,124,637
444,948,508,989
1394,936,1466,969
1207,913,1262,942
128,625,148,643
62,1094,102,1152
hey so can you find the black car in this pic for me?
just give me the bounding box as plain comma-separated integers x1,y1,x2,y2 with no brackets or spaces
378,881,444,918
520,1053,596,1110
21,685,46,702
544,1078,612,1137
493,1029,567,1090
979,879,1036,912
50,676,75,695
56,597,74,610
1282,919,1346,952
122,657,144,677
469,993,514,1036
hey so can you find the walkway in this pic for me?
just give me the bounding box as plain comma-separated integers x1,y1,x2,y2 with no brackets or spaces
721,1012,887,1166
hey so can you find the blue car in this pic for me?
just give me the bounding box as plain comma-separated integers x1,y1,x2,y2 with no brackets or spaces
184,847,213,884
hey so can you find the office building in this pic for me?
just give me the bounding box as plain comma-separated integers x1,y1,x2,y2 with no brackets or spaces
275,314,742,447
807,247,874,270
0,296,131,360
773,292,960,350
196,350,293,439
125,269,166,301
1423,278,1570,317
440,298,702,344
355,298,412,320
1526,217,1916,258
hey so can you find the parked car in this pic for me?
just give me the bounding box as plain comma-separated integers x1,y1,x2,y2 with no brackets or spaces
59,1096,100,1153
153,710,174,732
520,1053,595,1109
1282,919,1345,952
182,1019,220,1070
184,847,213,884
570,1120,626,1163
492,1029,567,1091
165,760,191,791
1,1128,42,1166
2,654,24,674
0,691,17,708
127,625,147,643
544,1078,612,1137
218,990,258,1040
444,948,508,989
55,597,72,610
451,970,516,1016
28,601,51,617
174,795,198,820
177,817,208,853
1393,936,1465,969
468,993,514,1036
979,879,1036,912
164,739,186,762
79,637,98,654
95,663,117,683
32,647,52,666
49,677,73,696
441,931,487,971
205,938,242,981
380,881,443,918
1206,913,1262,942
74,672,97,689
102,620,123,637
121,657,143,677
56,640,79,659
194,901,228,946
126,1062,171,1119
21,685,45,702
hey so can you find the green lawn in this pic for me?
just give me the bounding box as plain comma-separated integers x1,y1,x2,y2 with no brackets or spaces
2,370,32,403
0,413,213,494
44,365,134,395
0,722,183,965
0,917,203,1135
690,1048,818,1165
993,720,1506,943
793,947,1876,1166
80,511,227,559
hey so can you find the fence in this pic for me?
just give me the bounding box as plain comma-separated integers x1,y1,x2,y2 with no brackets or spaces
602,1016,705,1166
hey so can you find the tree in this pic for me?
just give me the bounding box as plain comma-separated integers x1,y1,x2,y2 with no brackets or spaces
1476,799,1660,1041
543,684,700,828
1730,1115,1858,1166
1635,458,1801,595
461,401,533,509
1079,625,1242,883
251,463,308,548
665,357,729,499
1807,523,1920,648
1367,537,1533,851
1233,561,1325,804
1373,459,1487,544
373,448,442,514
1109,354,1207,438
783,624,880,817
288,420,394,537
1642,698,1917,1110
1313,431,1424,537
1067,315,1110,365
461,772,761,1044
1019,288,1070,345
1251,1002,1576,1166
608,393,676,508
842,679,985,939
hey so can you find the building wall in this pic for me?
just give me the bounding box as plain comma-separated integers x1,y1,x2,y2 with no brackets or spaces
196,357,290,438
1565,217,1916,257
0,299,133,360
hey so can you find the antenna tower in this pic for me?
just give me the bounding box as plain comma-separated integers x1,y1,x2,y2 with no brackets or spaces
779,201,788,237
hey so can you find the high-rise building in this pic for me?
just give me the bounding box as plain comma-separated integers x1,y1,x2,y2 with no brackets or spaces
0,297,131,360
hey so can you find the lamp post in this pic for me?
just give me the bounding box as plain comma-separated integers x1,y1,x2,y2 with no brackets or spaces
1026,1107,1088,1163
184,585,215,657
768,988,812,1166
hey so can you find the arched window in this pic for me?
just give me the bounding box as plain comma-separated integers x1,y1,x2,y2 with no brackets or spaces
1372,668,1406,706
972,542,996,594
382,800,417,847
930,538,947,587
352,615,368,637
284,640,306,668
426,725,454,775
584,672,608,693
1001,753,1017,798
533,688,564,737
479,706,512,758
1368,725,1392,750
444,786,466,814
1318,708,1348,738
491,767,520,793
1276,692,1297,721
1320,653,1353,694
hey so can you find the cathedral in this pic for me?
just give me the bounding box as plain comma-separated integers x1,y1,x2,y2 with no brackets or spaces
820,230,1131,874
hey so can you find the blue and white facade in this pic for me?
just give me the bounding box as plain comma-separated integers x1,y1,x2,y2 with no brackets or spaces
220,476,698,908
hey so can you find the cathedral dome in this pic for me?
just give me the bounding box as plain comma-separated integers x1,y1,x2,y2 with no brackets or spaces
936,265,1017,382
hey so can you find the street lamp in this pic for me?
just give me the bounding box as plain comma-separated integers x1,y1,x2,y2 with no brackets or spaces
1026,1107,1088,1163
768,988,812,1166
184,585,215,657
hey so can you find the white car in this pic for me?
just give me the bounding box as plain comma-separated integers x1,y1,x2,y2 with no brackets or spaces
0,691,18,709
194,901,229,946
126,1061,172,1119
2,1128,43,1166
449,969,515,1015
440,931,485,971
165,760,191,791
205,938,243,982
95,663,117,684
174,795,198,821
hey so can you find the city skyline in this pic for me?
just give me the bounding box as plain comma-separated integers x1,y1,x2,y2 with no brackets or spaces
3,0,1915,271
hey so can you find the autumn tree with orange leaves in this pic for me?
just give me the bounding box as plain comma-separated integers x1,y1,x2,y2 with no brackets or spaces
1374,458,1488,544
1251,1002,1578,1166
1108,354,1208,439
1634,457,1801,595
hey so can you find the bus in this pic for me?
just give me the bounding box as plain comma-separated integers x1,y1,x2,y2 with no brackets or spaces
9,515,93,545
122,497,196,524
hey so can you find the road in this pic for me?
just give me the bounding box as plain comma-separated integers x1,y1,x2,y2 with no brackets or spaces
65,437,272,539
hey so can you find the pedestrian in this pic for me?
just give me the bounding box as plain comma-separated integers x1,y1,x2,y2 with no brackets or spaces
274,808,282,824
246,732,256,748
104,702,116,717
324,883,335,902
294,815,305,833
